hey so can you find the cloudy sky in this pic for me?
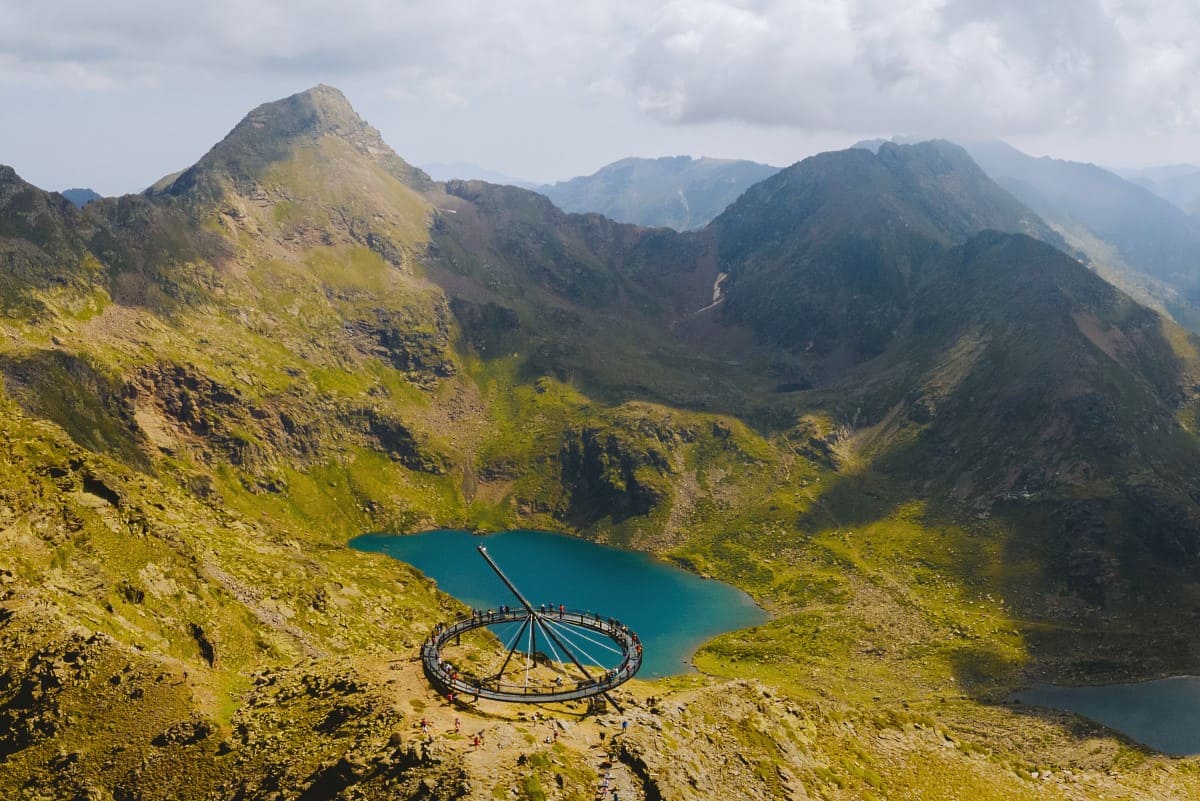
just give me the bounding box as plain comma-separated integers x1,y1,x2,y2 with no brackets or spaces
2,0,1198,195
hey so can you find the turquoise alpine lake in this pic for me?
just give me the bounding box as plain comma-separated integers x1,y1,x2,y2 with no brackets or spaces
1013,677,1200,756
351,529,767,678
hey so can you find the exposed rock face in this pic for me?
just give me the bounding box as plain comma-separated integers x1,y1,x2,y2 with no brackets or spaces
1,350,149,468
349,303,457,381
155,85,432,201
188,623,217,667
559,424,675,524
359,407,447,474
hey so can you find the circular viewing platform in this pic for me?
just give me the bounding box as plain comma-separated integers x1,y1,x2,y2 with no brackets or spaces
422,607,642,704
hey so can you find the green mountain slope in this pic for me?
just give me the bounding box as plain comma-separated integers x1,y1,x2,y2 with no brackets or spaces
5,86,1200,799
540,155,779,230
711,140,1065,372
845,231,1200,598
0,167,94,297
964,140,1200,331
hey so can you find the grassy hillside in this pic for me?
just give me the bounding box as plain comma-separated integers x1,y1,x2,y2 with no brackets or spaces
710,140,1065,373
4,86,1200,800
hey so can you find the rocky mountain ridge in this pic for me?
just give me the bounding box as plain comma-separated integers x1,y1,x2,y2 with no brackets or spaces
963,140,1200,332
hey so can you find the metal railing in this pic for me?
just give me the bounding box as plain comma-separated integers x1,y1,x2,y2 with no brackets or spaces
421,607,642,703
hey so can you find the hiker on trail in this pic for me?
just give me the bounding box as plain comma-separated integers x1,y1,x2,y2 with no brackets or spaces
472,735,480,749
621,720,629,734
559,603,565,616
454,716,461,733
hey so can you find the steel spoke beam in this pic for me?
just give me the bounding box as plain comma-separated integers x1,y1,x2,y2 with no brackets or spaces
493,614,531,681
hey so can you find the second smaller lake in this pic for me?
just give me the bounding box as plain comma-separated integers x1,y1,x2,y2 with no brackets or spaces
1013,677,1200,756
351,529,768,678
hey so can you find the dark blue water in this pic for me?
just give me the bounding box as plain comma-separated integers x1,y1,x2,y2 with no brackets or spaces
1014,677,1200,755
351,529,767,677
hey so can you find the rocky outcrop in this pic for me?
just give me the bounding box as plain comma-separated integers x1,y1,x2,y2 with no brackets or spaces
346,303,458,384
357,407,448,474
559,425,675,524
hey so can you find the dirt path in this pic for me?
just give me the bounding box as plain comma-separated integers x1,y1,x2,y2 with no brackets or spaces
376,656,658,799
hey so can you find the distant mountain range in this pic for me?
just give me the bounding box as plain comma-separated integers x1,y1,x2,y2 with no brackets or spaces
59,187,102,207
538,155,779,230
422,155,781,231
857,137,1200,333
1114,164,1200,218
419,160,536,187
962,141,1200,332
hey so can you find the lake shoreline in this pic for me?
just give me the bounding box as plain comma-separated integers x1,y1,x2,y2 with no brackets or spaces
351,528,769,678
1010,675,1200,756
355,527,772,616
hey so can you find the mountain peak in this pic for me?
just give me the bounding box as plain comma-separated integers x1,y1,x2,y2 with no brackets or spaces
709,140,1067,365
154,85,429,198
239,84,363,141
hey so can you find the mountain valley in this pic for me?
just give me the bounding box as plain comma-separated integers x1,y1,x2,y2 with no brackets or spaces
3,85,1200,800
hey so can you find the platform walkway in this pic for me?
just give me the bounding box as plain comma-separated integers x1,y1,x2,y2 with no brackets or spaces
421,607,642,703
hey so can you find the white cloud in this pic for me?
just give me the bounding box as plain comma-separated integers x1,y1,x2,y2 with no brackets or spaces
0,54,121,90
625,0,1200,138
0,1,648,102
586,78,627,98
2,0,1199,143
